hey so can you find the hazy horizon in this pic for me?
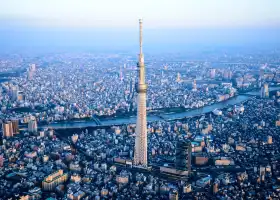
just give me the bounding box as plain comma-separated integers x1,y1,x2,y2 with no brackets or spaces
0,26,279,53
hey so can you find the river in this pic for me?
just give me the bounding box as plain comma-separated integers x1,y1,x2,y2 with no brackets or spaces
41,95,251,129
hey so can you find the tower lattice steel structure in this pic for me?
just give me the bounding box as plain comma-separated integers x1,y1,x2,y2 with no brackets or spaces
134,19,148,166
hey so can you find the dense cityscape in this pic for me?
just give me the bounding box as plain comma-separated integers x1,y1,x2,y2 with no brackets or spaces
1,1,280,199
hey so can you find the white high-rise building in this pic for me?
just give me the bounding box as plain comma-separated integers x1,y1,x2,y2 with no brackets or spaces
28,119,38,133
10,86,18,101
134,19,148,167
210,68,216,78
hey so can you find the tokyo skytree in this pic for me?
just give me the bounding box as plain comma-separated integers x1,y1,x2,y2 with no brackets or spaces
134,19,148,167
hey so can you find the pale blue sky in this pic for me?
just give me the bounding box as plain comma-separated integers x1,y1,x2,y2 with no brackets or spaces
0,0,280,52
0,0,280,28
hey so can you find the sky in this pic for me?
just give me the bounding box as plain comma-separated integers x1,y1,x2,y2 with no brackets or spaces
0,0,280,52
1,0,280,28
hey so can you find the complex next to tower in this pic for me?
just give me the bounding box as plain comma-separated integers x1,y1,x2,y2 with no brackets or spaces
134,19,148,166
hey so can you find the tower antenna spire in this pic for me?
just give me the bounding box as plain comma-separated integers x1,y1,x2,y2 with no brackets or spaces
139,19,143,55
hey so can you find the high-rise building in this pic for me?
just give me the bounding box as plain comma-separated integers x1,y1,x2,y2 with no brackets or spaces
264,83,269,98
28,119,38,133
228,71,233,79
192,80,197,91
120,65,123,81
175,141,192,175
134,19,148,167
260,166,266,182
11,119,19,134
260,86,264,98
176,73,181,82
27,70,33,80
2,121,13,137
210,68,216,79
10,86,18,101
27,64,36,80
261,83,269,98
259,67,265,79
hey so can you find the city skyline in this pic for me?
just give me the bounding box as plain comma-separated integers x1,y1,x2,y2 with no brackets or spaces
0,2,280,199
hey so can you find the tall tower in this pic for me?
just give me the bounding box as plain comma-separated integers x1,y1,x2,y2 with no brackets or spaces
134,19,148,167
